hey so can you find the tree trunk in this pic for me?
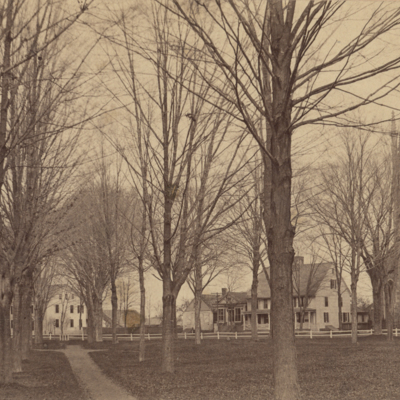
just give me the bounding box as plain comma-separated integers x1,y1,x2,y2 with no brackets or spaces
139,265,146,362
337,289,343,331
21,286,32,360
350,281,358,345
372,279,383,334
111,280,118,344
86,300,95,344
12,282,22,372
93,297,103,342
161,284,176,373
0,274,13,384
266,4,300,398
34,309,43,345
194,263,202,345
385,280,394,341
251,275,258,341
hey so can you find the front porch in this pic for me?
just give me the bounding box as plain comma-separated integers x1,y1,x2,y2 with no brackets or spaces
243,308,318,331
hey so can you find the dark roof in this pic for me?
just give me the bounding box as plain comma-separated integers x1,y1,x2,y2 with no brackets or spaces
185,291,247,312
251,262,333,299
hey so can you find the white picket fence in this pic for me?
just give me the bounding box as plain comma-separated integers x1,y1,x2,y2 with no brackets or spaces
36,328,400,342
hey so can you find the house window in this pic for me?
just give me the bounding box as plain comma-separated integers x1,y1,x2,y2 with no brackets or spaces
55,304,59,313
263,299,268,309
59,294,62,300
65,294,69,300
332,268,334,275
218,309,224,322
55,319,59,328
32,321,34,331
228,309,234,322
264,314,269,324
324,313,329,323
296,312,300,323
293,298,297,308
70,305,74,314
299,297,304,307
342,312,350,323
234,308,241,322
324,297,328,307
330,280,337,289
70,319,74,328
10,320,13,329
71,294,74,299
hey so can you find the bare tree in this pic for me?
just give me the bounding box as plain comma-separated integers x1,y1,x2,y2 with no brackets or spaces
33,260,58,345
311,131,378,344
228,157,266,340
117,275,137,328
101,3,249,371
0,0,93,383
187,235,239,344
316,226,351,331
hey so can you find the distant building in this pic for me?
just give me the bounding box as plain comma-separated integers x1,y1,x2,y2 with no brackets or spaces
245,257,352,331
182,289,247,332
44,287,88,335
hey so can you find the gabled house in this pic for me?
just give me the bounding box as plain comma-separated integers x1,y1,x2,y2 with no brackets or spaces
182,289,247,332
244,256,352,331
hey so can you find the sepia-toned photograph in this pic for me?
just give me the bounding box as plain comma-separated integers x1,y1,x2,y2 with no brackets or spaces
1,1,400,399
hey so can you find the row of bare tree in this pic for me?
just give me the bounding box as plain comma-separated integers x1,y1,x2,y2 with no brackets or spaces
3,3,400,400
96,2,400,399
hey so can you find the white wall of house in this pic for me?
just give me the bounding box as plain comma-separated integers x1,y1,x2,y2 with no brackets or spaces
44,292,88,335
244,272,352,331
309,274,351,331
182,310,213,331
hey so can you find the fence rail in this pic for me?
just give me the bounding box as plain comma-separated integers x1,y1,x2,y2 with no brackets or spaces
32,328,400,342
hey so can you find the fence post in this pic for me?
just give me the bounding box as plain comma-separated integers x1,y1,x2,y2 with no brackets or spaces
396,328,398,337
310,330,312,339
371,329,373,335
130,333,133,341
330,330,332,339
50,333,52,340
217,331,220,340
148,333,150,340
201,332,203,340
235,331,238,340
81,329,84,341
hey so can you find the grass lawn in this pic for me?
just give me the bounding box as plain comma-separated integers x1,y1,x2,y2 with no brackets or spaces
89,335,400,400
0,343,87,400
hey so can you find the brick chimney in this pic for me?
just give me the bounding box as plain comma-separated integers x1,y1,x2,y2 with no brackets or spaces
221,288,227,296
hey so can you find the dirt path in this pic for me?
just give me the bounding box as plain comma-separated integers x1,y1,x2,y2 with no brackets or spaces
63,345,136,400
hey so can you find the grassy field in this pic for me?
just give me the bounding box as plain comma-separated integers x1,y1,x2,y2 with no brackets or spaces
0,342,87,400
89,335,400,400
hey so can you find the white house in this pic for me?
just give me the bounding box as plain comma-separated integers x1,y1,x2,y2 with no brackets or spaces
44,287,88,335
244,256,352,331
